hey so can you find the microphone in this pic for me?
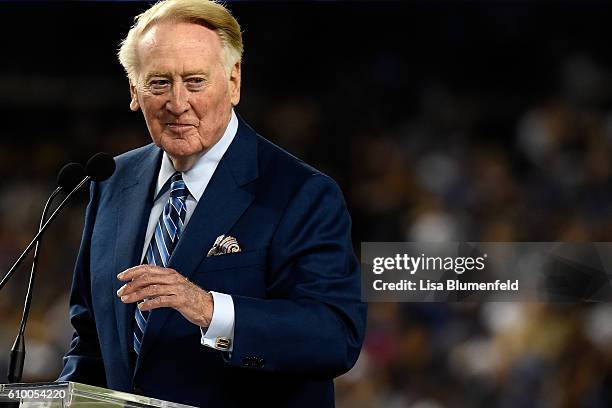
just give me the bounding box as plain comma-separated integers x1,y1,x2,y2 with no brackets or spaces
58,162,86,191
0,153,115,293
86,152,116,182
6,163,85,383
3,153,114,383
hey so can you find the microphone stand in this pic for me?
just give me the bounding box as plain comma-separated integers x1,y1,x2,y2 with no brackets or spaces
7,187,62,383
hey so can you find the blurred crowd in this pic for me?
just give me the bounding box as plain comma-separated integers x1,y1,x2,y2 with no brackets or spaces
2,1,612,407
311,51,612,407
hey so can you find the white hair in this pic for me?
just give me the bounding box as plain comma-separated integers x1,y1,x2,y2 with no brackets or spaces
118,0,243,83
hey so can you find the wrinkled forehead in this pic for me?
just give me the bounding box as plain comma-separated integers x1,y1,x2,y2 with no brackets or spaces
136,20,224,69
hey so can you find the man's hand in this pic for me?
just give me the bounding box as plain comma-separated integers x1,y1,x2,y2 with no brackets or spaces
116,265,213,327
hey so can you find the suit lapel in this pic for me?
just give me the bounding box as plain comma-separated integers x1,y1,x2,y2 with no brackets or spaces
136,117,259,367
110,145,161,376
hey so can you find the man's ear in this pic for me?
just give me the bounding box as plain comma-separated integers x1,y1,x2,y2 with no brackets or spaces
129,82,140,111
229,61,241,106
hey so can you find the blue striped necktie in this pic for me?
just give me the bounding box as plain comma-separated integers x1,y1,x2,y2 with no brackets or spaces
133,172,189,355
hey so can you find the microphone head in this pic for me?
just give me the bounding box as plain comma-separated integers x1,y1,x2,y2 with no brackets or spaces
85,152,116,182
57,162,85,190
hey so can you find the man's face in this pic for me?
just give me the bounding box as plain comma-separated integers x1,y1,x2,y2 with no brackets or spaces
130,21,240,168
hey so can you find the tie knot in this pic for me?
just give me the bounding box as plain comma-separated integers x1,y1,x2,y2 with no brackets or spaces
169,172,189,199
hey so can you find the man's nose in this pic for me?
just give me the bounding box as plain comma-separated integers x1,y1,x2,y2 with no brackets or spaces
166,84,190,115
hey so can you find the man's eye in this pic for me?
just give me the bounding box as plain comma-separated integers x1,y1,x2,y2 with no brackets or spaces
149,80,170,89
186,78,205,87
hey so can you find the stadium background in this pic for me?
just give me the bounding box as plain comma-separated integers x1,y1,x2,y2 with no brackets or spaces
1,1,612,406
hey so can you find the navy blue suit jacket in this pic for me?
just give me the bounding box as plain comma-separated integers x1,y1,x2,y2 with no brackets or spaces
58,117,367,407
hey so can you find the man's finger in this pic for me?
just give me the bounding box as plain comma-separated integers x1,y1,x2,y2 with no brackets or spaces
120,284,180,304
117,273,181,296
117,264,175,281
137,294,178,311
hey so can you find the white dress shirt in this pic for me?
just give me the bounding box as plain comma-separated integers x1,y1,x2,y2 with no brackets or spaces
139,110,238,351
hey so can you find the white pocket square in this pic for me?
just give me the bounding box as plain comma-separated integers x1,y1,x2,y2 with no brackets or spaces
207,235,241,257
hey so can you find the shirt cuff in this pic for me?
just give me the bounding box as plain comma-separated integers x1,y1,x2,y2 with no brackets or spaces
200,291,235,352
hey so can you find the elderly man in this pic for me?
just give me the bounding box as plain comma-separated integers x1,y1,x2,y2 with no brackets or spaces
58,0,366,406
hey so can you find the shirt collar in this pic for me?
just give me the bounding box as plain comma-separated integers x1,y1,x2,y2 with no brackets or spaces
155,109,239,202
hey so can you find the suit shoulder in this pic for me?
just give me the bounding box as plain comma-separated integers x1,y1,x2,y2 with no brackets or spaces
109,144,160,181
93,144,159,194
113,144,159,169
247,134,347,219
255,135,334,187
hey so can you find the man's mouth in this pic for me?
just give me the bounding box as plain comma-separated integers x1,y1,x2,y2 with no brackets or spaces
166,123,195,130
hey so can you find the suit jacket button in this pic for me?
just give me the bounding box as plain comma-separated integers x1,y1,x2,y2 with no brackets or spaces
243,356,264,368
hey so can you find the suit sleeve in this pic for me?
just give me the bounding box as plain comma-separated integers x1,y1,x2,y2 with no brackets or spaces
57,183,107,387
228,174,367,378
